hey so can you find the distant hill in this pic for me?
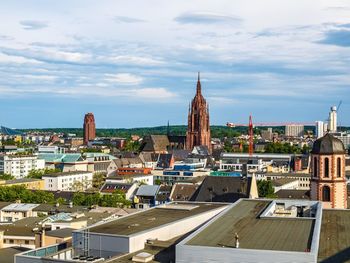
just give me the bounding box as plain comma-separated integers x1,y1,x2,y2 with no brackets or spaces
17,125,324,139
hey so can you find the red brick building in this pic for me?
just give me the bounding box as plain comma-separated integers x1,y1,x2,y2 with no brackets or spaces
83,113,96,145
186,73,211,152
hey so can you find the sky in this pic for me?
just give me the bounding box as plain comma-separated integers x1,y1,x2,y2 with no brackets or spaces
0,0,350,128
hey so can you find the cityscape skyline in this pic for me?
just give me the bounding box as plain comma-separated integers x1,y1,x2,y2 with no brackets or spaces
0,0,350,128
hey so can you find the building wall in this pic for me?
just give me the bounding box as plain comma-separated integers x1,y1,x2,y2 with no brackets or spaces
43,172,93,191
1,180,45,190
176,244,316,263
2,156,45,179
311,154,347,209
1,235,35,249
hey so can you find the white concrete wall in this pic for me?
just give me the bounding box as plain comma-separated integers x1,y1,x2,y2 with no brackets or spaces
176,245,316,263
128,206,227,253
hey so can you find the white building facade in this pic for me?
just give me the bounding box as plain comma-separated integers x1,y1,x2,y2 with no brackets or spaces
42,171,93,191
0,155,45,179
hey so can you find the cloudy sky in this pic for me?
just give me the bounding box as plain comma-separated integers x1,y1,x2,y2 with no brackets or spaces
0,0,350,128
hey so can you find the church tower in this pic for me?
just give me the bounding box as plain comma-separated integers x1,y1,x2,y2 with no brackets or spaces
186,73,211,152
310,133,347,209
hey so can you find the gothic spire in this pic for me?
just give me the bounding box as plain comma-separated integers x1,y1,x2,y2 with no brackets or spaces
196,71,201,95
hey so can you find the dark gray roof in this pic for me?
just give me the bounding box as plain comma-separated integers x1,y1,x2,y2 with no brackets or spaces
275,189,310,199
311,133,346,155
136,185,160,197
190,176,252,203
170,183,199,201
45,227,74,238
141,135,170,152
0,246,31,263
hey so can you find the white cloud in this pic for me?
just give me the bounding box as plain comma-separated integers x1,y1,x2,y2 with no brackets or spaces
0,52,42,64
107,55,164,66
105,73,143,85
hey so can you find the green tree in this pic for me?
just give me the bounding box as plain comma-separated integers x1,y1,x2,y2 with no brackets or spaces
92,172,105,189
257,180,276,198
27,168,61,179
0,173,14,180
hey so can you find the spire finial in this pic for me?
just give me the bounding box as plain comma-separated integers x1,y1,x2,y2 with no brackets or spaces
198,71,200,81
196,72,201,95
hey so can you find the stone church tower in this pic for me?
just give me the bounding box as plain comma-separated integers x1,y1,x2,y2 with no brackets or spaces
310,133,347,209
186,73,211,152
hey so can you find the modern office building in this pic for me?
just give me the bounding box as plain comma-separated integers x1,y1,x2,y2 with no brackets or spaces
328,106,337,133
315,121,324,138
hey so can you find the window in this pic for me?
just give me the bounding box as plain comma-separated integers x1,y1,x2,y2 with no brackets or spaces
25,240,29,245
313,157,318,177
324,158,329,178
322,186,331,202
337,157,341,177
9,239,14,244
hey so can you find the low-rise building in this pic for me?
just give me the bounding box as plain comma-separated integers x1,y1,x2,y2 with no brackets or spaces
0,178,44,190
0,203,40,222
42,171,93,191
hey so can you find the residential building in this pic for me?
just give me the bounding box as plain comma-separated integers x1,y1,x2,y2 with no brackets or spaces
169,183,199,201
220,153,293,173
285,124,304,137
0,203,39,222
42,171,93,191
0,155,45,179
0,178,44,190
134,185,160,209
100,181,138,200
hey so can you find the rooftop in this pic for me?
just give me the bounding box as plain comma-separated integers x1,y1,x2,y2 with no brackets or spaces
2,203,39,211
186,199,316,252
0,246,31,263
318,209,350,262
42,171,92,177
88,202,227,236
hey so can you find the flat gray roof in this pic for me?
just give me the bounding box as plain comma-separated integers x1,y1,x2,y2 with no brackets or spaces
318,209,350,262
88,202,227,236
186,199,315,252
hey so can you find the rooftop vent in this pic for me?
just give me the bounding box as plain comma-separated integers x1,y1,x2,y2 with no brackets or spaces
132,252,154,263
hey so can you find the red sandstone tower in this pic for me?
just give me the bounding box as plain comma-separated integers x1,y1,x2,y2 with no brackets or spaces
186,73,211,152
83,113,96,145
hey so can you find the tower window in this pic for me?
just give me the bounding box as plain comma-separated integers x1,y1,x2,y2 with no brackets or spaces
322,185,331,202
337,157,341,178
313,157,318,177
324,158,329,178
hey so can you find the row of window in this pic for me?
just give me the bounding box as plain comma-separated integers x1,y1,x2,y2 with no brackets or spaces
313,157,342,178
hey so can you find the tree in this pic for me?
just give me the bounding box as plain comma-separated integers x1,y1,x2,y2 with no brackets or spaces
27,168,61,179
92,172,105,189
0,173,14,180
257,180,276,198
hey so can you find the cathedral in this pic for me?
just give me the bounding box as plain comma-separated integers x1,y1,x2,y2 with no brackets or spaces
186,73,211,152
